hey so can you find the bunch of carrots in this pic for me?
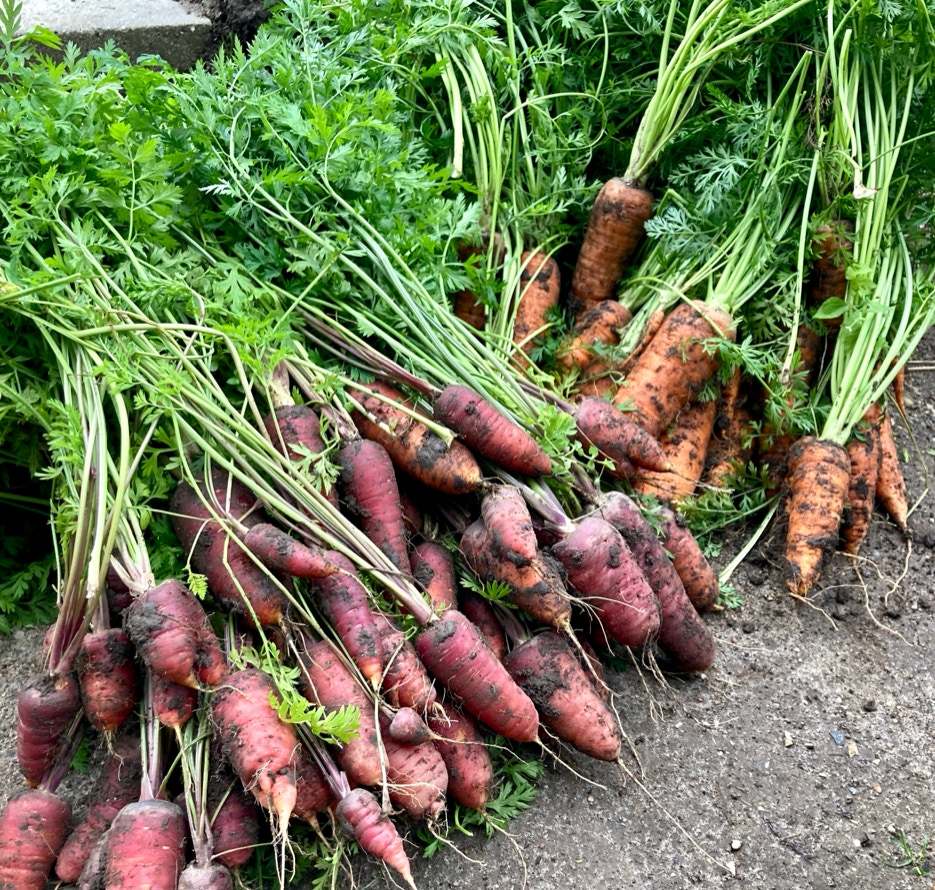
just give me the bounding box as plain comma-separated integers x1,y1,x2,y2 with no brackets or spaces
3,0,935,886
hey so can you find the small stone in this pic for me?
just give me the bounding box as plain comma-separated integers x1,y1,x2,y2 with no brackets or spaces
741,621,755,634
784,732,794,748
872,784,882,794
846,739,859,757
731,839,742,851
859,833,871,847
862,699,877,712
922,531,935,549
829,729,846,746
885,607,902,620
747,569,767,586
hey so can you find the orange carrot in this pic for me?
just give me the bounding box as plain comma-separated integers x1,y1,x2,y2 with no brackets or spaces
841,404,883,556
514,250,561,360
782,436,851,597
655,507,719,612
433,383,552,476
503,631,622,761
453,288,486,330
613,301,736,438
892,365,905,415
875,410,909,535
557,300,633,372
703,370,753,489
807,221,853,328
569,179,654,315
351,380,483,494
633,397,718,503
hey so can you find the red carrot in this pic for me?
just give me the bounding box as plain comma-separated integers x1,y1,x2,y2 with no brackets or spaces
387,707,434,746
241,522,343,580
656,507,720,613
379,714,448,819
410,541,458,613
574,396,670,476
372,611,438,714
456,589,508,662
76,629,138,734
263,403,339,509
151,674,198,729
16,673,81,788
0,788,73,890
425,699,495,812
207,774,260,873
433,384,552,476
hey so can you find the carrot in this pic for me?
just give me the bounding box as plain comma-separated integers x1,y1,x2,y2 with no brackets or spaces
655,507,719,612
892,365,905,415
337,438,411,572
550,515,661,648
207,771,260,873
372,611,438,714
807,221,853,328
569,179,654,315
16,673,81,788
841,404,883,556
782,436,852,597
425,699,495,812
297,639,383,788
433,383,552,476
633,397,719,503
76,629,138,734
55,734,143,884
335,787,415,889
387,707,434,746
378,713,448,819
210,668,300,833
0,788,73,890
703,370,754,489
875,410,909,535
170,474,289,628
351,380,483,494
557,300,633,372
415,609,540,742
410,541,458,613
513,250,561,360
262,403,339,509
93,798,187,890
124,578,227,690
309,551,384,687
596,492,715,671
503,630,622,762
612,301,736,439
241,522,343,580
453,288,486,330
456,589,508,662
151,674,198,729
574,396,669,478
291,746,334,826
178,862,234,890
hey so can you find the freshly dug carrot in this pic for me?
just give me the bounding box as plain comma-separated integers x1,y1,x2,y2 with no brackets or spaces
892,366,905,415
151,674,198,729
241,522,342,580
124,579,227,690
170,474,289,628
76,629,138,734
93,799,186,890
55,734,142,883
782,436,852,597
178,862,234,890
351,380,483,494
297,639,382,788
309,551,384,687
372,611,437,714
596,492,715,671
433,383,552,476
415,610,540,742
807,221,853,328
704,381,754,489
410,541,458,613
876,410,909,535
379,713,448,819
211,668,300,832
514,250,561,360
388,707,434,746
841,404,883,556
335,787,415,889
633,397,719,503
504,630,622,761
291,746,334,825
0,788,72,890
16,673,81,788
569,179,654,314
263,403,339,509
656,507,719,612
551,516,661,648
453,288,486,330
207,774,260,872
613,301,736,438
557,300,633,372
426,699,495,812
337,438,411,572
456,589,508,662
574,396,669,476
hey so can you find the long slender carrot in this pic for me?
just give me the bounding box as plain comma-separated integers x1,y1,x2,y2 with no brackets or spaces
875,410,909,536
782,436,852,597
569,179,654,315
410,541,458,614
807,221,853,329
612,301,736,438
841,404,883,556
656,507,720,613
513,250,561,361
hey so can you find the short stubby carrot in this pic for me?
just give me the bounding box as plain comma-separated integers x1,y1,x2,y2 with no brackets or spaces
433,384,552,476
842,404,883,556
379,713,449,820
351,380,483,494
504,630,622,762
415,610,540,743
76,629,138,735
0,788,72,890
569,179,654,315
208,771,260,872
151,674,198,729
574,396,669,477
782,436,851,597
613,301,736,439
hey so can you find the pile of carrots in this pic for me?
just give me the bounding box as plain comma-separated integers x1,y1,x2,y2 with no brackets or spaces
2,0,935,886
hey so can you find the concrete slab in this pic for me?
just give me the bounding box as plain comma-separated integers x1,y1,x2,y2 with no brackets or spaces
18,0,212,70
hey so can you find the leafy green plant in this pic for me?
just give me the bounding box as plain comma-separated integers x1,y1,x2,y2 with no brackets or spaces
886,828,932,877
